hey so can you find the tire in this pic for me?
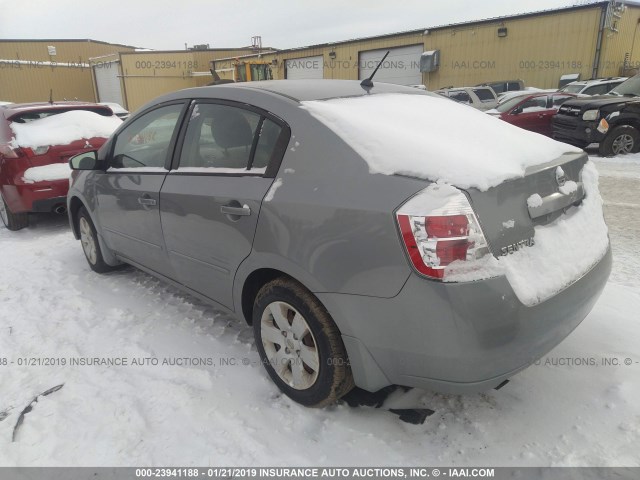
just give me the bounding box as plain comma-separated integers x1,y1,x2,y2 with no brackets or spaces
599,125,640,157
77,206,117,273
0,194,29,231
253,278,354,407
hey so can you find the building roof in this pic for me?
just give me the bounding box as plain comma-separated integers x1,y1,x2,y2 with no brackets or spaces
0,38,139,49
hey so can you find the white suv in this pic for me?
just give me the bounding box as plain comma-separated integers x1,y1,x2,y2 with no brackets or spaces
435,86,498,111
558,77,627,96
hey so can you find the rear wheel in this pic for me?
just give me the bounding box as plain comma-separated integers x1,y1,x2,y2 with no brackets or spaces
0,194,29,231
253,278,354,407
599,125,640,157
78,206,117,273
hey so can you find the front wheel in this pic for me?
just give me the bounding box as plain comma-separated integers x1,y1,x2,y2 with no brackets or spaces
78,206,118,273
253,278,354,407
599,125,640,157
0,194,29,231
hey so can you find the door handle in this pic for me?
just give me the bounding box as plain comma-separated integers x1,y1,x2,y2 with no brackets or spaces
220,204,251,216
138,196,157,206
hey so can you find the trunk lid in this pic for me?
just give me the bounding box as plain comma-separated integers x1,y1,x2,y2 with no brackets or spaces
463,151,588,258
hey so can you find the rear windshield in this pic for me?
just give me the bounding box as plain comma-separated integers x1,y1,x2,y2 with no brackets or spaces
10,107,113,123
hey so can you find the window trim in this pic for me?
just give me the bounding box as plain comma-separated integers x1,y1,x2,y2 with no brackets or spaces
169,98,291,178
106,100,189,173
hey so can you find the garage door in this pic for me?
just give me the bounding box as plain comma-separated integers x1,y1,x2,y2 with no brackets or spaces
93,61,124,105
359,45,423,86
285,56,324,80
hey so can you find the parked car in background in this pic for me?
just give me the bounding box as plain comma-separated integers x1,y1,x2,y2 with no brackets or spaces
98,102,130,120
486,92,577,136
553,74,640,156
476,80,524,94
0,102,121,230
558,77,627,96
67,80,610,408
435,86,498,110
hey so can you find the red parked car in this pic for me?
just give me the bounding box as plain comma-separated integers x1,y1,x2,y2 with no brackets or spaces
486,92,578,137
0,102,121,230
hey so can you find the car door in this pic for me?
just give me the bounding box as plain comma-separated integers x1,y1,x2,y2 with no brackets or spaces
509,96,552,134
159,100,289,309
95,102,187,277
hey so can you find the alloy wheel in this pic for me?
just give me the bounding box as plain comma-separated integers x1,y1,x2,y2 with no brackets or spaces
260,301,320,390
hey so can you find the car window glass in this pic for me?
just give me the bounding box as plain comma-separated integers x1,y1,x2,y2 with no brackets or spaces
584,84,608,95
449,91,471,103
111,104,183,169
472,88,496,101
551,95,573,109
252,118,283,170
177,103,262,172
507,82,520,91
519,96,548,113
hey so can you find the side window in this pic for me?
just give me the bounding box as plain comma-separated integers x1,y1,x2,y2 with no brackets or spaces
519,96,548,113
177,103,281,173
551,95,573,109
449,91,472,104
252,119,283,170
584,84,608,96
472,88,496,102
111,104,183,169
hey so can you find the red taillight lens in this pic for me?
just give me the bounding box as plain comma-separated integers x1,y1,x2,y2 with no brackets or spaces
0,143,20,159
436,239,472,265
396,185,490,281
426,215,469,238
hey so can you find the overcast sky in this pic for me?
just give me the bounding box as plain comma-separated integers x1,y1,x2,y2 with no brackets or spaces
1,0,581,51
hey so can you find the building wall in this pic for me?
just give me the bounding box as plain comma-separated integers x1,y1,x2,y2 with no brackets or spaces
120,48,262,111
599,4,640,77
214,3,640,90
0,40,136,103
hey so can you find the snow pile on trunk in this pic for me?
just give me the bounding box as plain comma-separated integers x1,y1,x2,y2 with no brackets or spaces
10,111,121,149
446,162,609,306
23,164,70,183
300,93,580,191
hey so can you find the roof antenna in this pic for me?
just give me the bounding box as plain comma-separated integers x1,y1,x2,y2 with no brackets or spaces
360,50,389,89
49,89,53,105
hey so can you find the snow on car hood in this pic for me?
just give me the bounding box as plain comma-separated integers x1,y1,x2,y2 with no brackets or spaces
300,93,581,191
10,110,122,149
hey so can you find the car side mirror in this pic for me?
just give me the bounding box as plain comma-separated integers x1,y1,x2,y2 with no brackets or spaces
511,106,523,115
69,151,99,170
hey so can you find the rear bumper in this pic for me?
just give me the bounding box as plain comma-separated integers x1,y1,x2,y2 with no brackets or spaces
32,196,67,213
552,115,604,146
320,246,612,393
2,179,69,213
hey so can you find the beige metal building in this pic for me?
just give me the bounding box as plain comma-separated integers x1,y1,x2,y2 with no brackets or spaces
3,1,640,111
212,1,640,90
0,39,137,103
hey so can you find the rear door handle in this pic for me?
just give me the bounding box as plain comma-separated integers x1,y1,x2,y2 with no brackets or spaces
220,204,251,216
138,195,157,206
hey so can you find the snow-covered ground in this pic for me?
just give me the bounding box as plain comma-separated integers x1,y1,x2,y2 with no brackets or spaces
0,156,639,467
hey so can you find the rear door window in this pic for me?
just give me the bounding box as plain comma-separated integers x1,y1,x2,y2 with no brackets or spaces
449,91,472,103
176,103,283,174
583,84,608,95
519,96,548,113
472,88,496,102
551,95,574,109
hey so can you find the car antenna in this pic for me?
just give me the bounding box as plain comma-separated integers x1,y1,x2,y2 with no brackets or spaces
360,51,390,89
49,89,53,105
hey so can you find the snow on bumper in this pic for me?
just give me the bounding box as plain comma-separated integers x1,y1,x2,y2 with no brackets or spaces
446,161,609,306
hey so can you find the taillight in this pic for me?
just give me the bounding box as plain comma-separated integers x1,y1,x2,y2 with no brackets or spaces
0,143,20,158
396,184,491,281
